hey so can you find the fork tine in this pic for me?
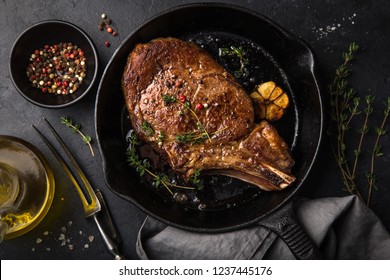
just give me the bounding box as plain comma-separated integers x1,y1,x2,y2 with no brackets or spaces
95,189,122,243
34,121,124,259
33,123,101,217
43,118,98,203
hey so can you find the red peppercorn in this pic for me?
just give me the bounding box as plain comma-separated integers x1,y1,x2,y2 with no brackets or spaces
107,27,113,33
27,42,87,96
105,41,110,47
179,94,186,103
196,103,203,110
112,31,118,37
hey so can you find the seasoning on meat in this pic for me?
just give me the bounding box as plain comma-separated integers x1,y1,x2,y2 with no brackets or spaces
122,38,295,191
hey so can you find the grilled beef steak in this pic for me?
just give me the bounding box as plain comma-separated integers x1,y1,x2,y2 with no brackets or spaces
122,37,295,191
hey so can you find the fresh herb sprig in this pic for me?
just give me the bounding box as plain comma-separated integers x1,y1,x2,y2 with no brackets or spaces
189,169,204,190
219,46,249,78
366,97,390,206
329,42,390,206
329,43,361,196
175,131,208,144
141,121,155,136
60,116,94,156
162,94,177,105
176,125,229,145
182,101,211,141
126,133,195,195
161,92,213,143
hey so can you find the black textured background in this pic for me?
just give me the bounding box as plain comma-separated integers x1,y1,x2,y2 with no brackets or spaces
0,0,389,259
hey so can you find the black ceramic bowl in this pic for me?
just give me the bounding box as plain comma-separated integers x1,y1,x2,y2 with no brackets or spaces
9,20,98,108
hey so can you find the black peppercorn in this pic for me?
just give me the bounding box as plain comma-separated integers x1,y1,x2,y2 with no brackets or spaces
26,42,87,95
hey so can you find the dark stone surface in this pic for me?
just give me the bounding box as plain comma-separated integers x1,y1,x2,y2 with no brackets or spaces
0,0,389,259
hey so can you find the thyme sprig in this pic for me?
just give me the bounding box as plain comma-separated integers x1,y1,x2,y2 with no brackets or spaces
176,131,208,144
219,46,249,78
189,169,204,191
329,42,361,196
183,101,211,141
176,126,229,145
351,95,373,182
162,94,177,105
366,97,390,206
161,92,212,142
329,42,390,206
141,121,154,136
126,133,195,195
60,116,94,156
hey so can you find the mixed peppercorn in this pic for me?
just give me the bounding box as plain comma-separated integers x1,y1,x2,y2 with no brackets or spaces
98,13,118,47
26,42,87,95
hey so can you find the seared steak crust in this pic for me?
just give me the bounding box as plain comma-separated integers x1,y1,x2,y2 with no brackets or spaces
122,37,295,191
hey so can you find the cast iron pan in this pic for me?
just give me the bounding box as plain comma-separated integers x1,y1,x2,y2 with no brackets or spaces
95,3,323,258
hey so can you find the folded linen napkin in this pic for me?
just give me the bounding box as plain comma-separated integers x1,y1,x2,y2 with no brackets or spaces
136,195,390,259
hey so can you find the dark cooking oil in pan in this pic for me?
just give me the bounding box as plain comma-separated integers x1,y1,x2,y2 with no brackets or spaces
122,32,298,211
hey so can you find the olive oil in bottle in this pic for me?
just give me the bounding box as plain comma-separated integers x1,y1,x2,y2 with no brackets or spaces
0,136,55,241
0,163,34,241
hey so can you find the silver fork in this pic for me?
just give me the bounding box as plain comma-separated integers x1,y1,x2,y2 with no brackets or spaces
33,118,124,260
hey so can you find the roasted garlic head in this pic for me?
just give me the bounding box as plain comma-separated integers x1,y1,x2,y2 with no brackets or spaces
250,81,290,122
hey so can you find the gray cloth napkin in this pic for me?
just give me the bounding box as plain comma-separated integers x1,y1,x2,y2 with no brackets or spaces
136,195,390,259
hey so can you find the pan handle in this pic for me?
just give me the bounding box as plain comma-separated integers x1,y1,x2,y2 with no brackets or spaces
258,198,322,260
